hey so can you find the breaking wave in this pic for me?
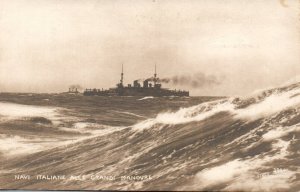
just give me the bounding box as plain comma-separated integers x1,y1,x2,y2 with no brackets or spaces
129,83,300,191
0,102,59,119
1,82,300,191
138,96,155,101
133,82,300,130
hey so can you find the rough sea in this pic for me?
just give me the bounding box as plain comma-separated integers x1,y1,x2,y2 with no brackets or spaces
0,82,299,191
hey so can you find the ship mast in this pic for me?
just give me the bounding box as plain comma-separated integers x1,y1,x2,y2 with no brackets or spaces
154,64,157,85
120,64,124,86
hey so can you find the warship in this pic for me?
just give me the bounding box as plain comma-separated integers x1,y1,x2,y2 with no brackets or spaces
84,65,189,97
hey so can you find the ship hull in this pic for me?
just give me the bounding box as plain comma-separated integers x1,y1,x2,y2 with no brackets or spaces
84,87,189,97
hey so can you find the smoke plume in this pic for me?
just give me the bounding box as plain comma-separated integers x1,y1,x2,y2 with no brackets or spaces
156,73,221,88
69,84,83,90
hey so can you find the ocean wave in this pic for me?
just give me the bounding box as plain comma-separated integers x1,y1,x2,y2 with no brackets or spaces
0,135,59,157
0,102,59,120
185,138,295,191
138,96,155,101
235,88,300,120
1,82,300,191
132,83,300,132
262,124,300,141
110,110,145,118
132,99,233,131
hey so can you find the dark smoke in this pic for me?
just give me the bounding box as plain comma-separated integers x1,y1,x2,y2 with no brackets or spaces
69,84,83,90
145,77,157,82
149,73,221,88
170,73,221,88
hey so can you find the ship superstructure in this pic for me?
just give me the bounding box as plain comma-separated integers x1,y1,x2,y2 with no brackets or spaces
84,65,189,97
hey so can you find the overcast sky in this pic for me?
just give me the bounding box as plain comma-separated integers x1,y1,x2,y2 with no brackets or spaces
0,0,299,96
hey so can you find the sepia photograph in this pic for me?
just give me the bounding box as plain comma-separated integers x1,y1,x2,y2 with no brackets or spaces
0,0,299,191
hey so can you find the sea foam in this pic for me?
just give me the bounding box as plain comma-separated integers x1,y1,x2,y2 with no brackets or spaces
133,84,300,131
0,102,58,119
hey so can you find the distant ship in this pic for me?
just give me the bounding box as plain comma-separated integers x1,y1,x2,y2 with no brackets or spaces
83,65,189,97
